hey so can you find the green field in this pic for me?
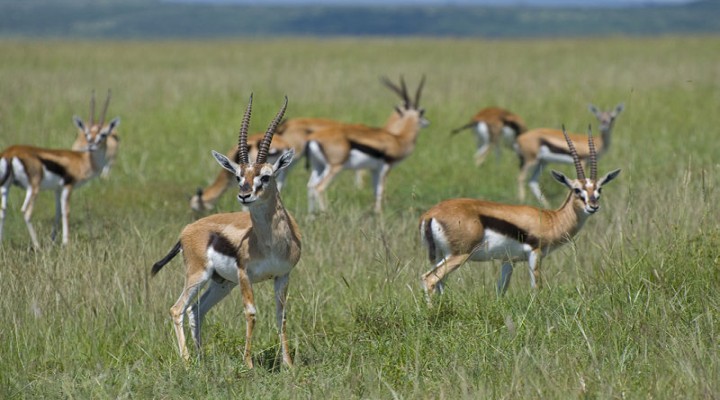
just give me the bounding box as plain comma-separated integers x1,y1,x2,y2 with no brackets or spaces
1,37,718,398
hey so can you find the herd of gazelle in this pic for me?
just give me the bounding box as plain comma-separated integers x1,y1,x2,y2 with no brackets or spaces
0,90,119,248
1,79,624,366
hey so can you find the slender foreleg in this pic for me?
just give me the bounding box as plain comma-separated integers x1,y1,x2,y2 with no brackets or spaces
274,274,293,367
238,266,256,368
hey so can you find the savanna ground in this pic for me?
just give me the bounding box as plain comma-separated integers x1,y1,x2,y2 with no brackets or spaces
0,37,718,398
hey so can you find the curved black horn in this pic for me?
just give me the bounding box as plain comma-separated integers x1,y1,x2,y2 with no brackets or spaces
561,124,586,180
413,75,425,109
380,76,409,107
256,96,288,164
89,90,96,126
99,89,111,127
587,124,597,181
237,93,253,165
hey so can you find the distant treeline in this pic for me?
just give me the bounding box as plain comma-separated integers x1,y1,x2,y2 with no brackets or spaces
1,0,718,39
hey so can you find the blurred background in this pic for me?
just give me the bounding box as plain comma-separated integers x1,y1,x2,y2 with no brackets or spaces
1,0,717,39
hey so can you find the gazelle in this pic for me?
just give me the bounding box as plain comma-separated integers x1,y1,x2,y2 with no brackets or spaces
71,90,120,179
189,117,366,212
152,95,301,368
451,106,527,166
0,93,119,248
306,76,429,213
190,133,292,212
515,103,624,205
419,126,620,302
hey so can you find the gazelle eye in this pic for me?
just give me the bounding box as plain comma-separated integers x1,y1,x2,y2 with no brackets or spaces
260,175,270,184
235,176,241,182
573,188,582,195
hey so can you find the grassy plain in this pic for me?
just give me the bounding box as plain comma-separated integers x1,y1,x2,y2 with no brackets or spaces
0,37,718,398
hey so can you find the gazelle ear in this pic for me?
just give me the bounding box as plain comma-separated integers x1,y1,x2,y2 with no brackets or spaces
73,116,86,131
588,104,600,116
598,169,621,187
551,170,573,189
612,103,625,117
106,117,120,131
212,150,239,174
273,149,295,172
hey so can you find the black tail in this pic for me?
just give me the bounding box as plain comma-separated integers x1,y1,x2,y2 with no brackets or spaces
450,121,475,135
151,241,182,277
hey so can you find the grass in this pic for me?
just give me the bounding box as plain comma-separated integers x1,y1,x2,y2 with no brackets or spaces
0,36,718,398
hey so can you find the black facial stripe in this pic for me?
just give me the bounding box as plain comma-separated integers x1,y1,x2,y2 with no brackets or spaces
39,158,75,184
208,232,237,258
480,215,540,248
348,140,397,163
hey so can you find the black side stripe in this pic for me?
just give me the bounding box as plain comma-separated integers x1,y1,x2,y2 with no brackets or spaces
209,232,237,258
38,157,75,184
480,215,540,248
539,139,572,157
348,140,396,163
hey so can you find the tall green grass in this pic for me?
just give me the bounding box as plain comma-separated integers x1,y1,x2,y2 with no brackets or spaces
1,37,718,398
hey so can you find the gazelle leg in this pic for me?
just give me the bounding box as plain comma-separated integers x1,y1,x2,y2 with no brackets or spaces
169,270,210,361
517,161,537,202
313,165,342,212
0,182,9,243
237,267,256,368
274,274,293,367
527,162,549,207
421,254,469,305
474,123,491,166
51,189,61,242
59,185,72,245
527,249,543,289
371,163,391,214
497,261,514,296
187,278,235,354
20,186,40,248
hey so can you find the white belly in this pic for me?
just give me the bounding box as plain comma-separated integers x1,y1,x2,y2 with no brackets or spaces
539,146,574,164
501,126,516,145
344,149,384,170
469,229,532,262
11,158,64,189
207,248,293,284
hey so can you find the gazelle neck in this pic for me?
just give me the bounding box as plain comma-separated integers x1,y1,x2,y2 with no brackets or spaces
549,192,591,243
247,182,291,243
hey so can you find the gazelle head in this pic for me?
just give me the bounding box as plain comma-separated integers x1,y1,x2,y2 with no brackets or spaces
550,125,621,215
381,75,430,129
212,95,294,206
588,103,624,134
73,89,120,152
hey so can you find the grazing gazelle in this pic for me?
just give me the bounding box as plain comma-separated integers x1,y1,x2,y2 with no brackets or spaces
190,133,292,212
306,76,429,213
0,92,119,248
450,106,527,166
152,95,301,368
515,103,624,205
71,90,120,179
419,126,620,302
